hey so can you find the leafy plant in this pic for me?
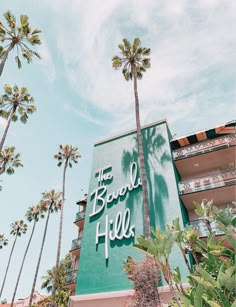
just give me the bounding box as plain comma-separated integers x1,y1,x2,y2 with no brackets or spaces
130,201,236,306
124,256,161,306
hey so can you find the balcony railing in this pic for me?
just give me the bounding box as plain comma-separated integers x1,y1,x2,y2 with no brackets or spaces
179,169,236,195
75,210,85,222
71,237,82,251
65,270,78,285
173,134,236,160
187,219,224,237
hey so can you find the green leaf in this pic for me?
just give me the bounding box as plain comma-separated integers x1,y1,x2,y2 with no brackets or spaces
15,56,22,69
4,84,12,94
147,240,158,256
191,276,215,289
225,265,235,277
194,285,204,307
137,235,149,249
0,26,6,34
0,46,4,56
207,301,222,307
194,201,205,217
231,299,236,307
20,15,29,27
21,87,27,94
178,293,194,306
32,28,41,34
172,266,181,284
197,267,217,286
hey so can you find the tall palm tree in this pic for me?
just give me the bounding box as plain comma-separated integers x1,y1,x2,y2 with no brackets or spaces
0,84,36,152
29,189,62,307
51,145,81,300
112,38,151,238
11,204,45,307
0,11,41,77
0,220,27,299
0,233,8,249
0,146,23,175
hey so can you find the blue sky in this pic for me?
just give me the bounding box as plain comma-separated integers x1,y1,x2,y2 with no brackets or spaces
0,0,235,302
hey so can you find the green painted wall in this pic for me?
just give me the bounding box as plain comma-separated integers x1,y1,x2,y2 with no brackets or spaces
76,120,188,295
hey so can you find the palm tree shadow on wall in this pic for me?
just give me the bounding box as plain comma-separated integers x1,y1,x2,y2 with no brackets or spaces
121,127,171,232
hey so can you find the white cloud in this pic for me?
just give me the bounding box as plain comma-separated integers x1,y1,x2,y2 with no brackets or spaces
63,103,105,126
40,0,236,131
36,40,56,83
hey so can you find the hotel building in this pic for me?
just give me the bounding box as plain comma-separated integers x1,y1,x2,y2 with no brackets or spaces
66,119,235,306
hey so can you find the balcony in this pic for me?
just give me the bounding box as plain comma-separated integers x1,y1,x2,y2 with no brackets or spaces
179,169,236,195
71,237,82,251
187,219,224,237
74,210,85,228
70,237,82,257
173,134,236,160
65,270,78,288
75,210,85,222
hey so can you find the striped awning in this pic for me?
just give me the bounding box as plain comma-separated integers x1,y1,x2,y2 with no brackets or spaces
170,120,236,149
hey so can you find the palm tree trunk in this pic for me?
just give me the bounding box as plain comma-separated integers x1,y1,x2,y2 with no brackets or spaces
0,43,14,78
29,210,51,307
131,63,150,239
164,261,182,307
0,164,6,175
51,159,68,302
0,233,18,298
0,105,17,153
11,221,37,306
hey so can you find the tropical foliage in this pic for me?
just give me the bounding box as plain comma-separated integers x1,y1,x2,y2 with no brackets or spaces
0,146,22,175
124,256,161,306
112,38,151,238
0,84,36,152
0,11,41,77
127,201,235,306
0,233,8,249
11,204,46,305
0,220,27,299
51,145,81,300
42,253,73,292
29,189,62,307
34,253,74,307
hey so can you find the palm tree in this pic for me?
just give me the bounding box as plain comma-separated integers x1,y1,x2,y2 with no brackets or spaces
0,220,27,299
11,204,45,307
51,145,81,300
29,189,62,307
0,11,41,77
41,254,73,306
112,38,151,238
0,84,36,152
0,146,23,175
0,234,8,249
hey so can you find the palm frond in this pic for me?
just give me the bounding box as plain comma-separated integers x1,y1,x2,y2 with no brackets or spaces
112,38,151,81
